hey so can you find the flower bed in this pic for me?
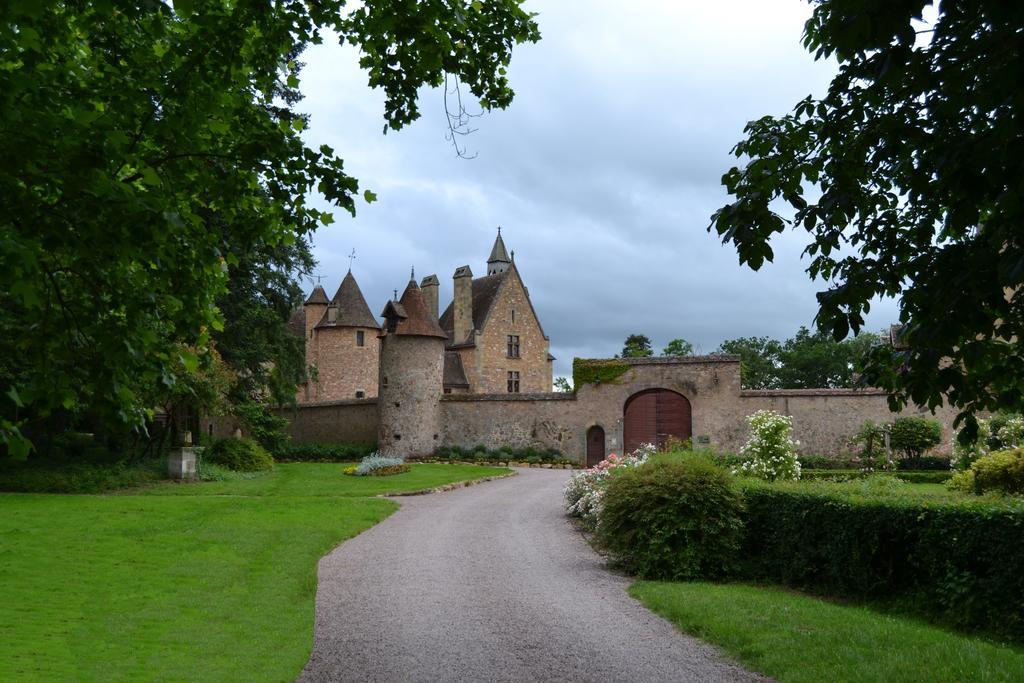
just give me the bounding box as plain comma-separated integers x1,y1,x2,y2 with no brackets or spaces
344,455,410,477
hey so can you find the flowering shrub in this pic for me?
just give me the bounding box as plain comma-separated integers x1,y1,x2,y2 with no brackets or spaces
346,454,410,477
735,410,801,482
563,444,656,527
949,447,1024,495
952,418,991,471
953,413,1024,471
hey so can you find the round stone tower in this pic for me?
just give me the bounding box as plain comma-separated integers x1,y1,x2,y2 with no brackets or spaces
377,277,447,458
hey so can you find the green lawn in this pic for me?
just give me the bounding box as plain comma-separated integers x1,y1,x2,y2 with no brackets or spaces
630,581,1024,683
0,463,509,681
139,462,510,498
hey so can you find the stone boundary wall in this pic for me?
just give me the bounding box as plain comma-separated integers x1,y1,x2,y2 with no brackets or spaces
738,389,959,456
440,392,585,458
271,356,960,462
273,399,379,444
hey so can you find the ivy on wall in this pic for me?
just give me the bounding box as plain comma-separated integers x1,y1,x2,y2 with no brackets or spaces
572,359,631,390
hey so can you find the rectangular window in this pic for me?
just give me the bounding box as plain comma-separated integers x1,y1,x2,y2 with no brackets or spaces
511,308,515,323
507,371,520,393
507,334,520,358
356,330,365,347
355,390,365,399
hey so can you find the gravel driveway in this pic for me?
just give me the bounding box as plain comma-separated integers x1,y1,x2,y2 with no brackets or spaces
300,467,764,682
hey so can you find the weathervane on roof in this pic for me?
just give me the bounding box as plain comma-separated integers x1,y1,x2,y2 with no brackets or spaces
393,288,398,301
312,273,326,285
347,248,356,272
410,266,415,281
497,225,501,235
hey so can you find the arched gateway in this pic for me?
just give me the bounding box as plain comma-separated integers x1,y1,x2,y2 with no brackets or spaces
623,389,692,452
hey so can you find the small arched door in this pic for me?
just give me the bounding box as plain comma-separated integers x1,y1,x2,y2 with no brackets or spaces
586,426,606,466
623,389,692,452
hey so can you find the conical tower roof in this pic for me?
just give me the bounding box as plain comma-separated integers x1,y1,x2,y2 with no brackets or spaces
487,227,511,274
315,271,380,329
304,284,330,305
381,279,447,338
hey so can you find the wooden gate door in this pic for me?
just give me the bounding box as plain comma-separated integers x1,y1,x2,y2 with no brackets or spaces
586,426,605,466
623,389,692,452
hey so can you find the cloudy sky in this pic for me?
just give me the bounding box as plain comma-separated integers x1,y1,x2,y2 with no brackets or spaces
296,0,897,382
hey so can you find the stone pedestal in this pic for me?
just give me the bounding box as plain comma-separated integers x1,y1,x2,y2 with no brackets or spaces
168,447,198,481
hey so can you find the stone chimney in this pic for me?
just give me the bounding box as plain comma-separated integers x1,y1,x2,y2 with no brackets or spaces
421,274,440,320
453,265,473,344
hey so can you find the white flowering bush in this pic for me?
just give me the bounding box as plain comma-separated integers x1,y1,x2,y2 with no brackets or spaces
953,413,1024,470
563,443,656,528
952,418,991,471
1001,416,1024,448
735,410,801,482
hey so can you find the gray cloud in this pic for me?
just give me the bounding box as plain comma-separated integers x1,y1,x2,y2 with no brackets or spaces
296,0,899,380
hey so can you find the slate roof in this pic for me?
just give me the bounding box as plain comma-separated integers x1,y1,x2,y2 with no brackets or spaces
443,351,469,387
438,271,506,345
315,271,380,329
304,284,330,305
381,280,447,338
488,231,511,265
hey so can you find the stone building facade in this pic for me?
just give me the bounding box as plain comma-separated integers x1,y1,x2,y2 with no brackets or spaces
291,271,380,402
291,230,553,401
271,230,959,464
377,280,448,458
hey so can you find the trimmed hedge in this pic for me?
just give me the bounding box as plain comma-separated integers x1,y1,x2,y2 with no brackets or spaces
272,441,377,462
738,480,1024,640
896,455,952,471
595,459,745,579
430,444,567,464
800,470,952,484
894,470,952,484
205,438,274,472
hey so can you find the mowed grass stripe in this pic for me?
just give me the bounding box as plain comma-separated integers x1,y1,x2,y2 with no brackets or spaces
0,463,510,681
630,581,1024,683
136,462,510,498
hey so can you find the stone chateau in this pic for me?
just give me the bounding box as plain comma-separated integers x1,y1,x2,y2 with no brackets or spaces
267,230,959,464
290,229,553,402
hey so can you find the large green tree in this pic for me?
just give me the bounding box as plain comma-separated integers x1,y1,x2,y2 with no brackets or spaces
714,337,783,390
0,0,540,457
662,338,695,357
716,329,881,389
213,230,313,406
777,326,857,389
620,334,654,358
709,0,1024,436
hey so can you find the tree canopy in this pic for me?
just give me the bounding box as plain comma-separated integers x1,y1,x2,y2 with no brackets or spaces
715,328,881,390
709,0,1024,437
662,338,695,357
0,0,539,457
620,334,654,358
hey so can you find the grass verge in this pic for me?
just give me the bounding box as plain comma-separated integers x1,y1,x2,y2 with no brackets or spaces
0,463,509,680
630,581,1024,683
